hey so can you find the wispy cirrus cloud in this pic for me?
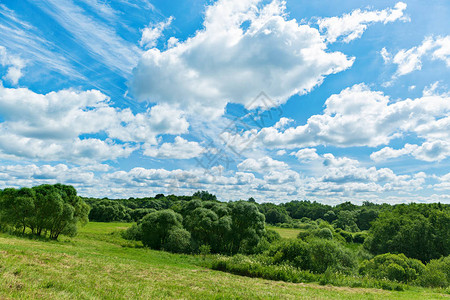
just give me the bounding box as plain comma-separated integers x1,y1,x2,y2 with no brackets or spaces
0,4,82,80
34,0,142,77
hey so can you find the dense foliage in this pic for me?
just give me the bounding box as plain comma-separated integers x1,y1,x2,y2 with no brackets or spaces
364,204,450,261
125,200,266,255
0,184,89,239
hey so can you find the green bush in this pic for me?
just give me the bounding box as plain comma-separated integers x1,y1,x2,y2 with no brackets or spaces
308,238,357,274
335,228,353,243
315,228,333,240
269,238,356,274
270,239,311,269
264,229,281,243
359,253,425,282
122,223,142,241
352,232,368,244
210,255,318,283
416,256,450,288
163,228,192,253
140,210,183,249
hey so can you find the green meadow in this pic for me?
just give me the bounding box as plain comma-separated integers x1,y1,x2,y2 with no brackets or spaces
0,222,448,300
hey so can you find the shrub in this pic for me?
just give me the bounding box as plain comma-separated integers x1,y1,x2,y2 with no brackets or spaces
416,256,450,287
270,239,311,270
122,223,142,241
163,228,192,253
359,253,425,282
315,228,333,240
308,238,357,274
352,232,368,244
264,229,281,243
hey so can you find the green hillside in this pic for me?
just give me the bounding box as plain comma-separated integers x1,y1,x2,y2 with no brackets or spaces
0,222,447,299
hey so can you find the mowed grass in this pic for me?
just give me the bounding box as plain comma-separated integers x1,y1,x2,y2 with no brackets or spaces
0,223,448,299
266,225,303,239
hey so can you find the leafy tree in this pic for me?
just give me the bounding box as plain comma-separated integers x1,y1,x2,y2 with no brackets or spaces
332,210,359,232
184,207,218,251
356,208,378,231
140,210,183,249
163,228,192,253
264,207,289,224
192,190,217,201
0,188,34,234
229,201,265,254
0,184,89,240
89,200,131,222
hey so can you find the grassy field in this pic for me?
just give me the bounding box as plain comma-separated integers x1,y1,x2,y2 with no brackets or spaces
0,222,448,299
266,225,303,239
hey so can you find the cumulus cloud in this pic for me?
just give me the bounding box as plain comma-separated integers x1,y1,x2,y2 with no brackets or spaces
290,148,319,162
0,85,189,163
229,84,450,153
432,173,450,191
318,2,408,43
388,35,450,77
132,0,354,118
371,141,450,162
0,46,26,84
140,16,174,49
143,136,204,159
302,153,427,197
237,156,288,173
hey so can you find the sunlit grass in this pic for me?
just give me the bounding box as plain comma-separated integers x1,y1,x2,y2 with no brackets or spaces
0,222,448,299
266,225,304,239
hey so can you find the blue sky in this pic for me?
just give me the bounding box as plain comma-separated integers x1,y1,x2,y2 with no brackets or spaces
0,0,449,204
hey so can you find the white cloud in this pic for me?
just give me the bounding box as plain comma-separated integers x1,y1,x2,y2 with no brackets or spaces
249,84,450,150
370,144,418,162
303,153,427,197
143,136,204,159
237,156,288,173
0,86,189,163
290,148,319,162
371,141,450,162
380,47,391,63
318,2,408,43
0,46,26,85
276,149,286,156
140,17,173,49
389,35,450,77
0,158,438,204
433,173,450,191
132,0,354,118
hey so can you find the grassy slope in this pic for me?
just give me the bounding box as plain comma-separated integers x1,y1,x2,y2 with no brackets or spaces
0,223,448,299
266,225,303,239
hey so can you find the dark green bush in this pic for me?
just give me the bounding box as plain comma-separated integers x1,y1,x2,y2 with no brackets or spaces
359,253,425,282
352,232,368,244
163,228,192,253
416,256,450,288
122,223,142,241
315,228,333,240
308,238,357,274
140,210,183,249
270,239,311,269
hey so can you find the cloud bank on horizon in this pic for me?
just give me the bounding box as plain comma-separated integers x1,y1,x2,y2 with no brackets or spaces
0,0,449,204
